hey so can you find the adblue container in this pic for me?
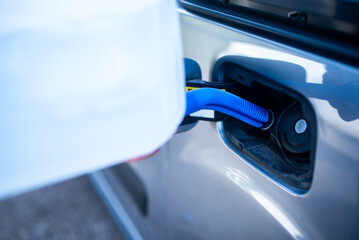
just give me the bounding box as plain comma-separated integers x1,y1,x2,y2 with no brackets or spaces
0,0,185,198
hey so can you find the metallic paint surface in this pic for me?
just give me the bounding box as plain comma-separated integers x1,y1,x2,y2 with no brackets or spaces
162,10,357,239
169,10,358,239
111,7,359,240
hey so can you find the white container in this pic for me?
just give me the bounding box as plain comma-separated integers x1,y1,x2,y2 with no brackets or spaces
0,0,185,198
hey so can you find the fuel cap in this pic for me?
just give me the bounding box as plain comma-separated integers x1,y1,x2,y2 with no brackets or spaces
278,104,311,154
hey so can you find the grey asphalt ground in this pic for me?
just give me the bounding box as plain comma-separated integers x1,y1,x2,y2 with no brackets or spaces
0,176,123,240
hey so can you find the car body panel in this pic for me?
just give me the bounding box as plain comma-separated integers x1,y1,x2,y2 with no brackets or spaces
93,5,359,240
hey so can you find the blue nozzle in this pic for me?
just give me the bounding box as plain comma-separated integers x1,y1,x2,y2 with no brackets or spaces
185,88,272,128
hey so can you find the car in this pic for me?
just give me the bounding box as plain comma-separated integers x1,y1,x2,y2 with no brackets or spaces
90,0,359,239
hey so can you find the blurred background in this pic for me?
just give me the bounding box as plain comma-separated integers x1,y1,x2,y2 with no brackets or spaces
0,176,123,240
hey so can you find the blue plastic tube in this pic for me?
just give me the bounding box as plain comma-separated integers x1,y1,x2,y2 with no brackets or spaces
185,88,270,128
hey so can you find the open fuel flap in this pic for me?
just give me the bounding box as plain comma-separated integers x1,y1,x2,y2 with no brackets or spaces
213,56,317,193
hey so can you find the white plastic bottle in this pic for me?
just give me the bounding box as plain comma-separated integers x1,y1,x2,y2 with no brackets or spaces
0,0,185,198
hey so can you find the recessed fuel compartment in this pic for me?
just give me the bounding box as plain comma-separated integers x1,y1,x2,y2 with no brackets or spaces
213,57,316,192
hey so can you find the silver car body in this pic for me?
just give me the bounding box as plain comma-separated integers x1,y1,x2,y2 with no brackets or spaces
91,4,359,240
